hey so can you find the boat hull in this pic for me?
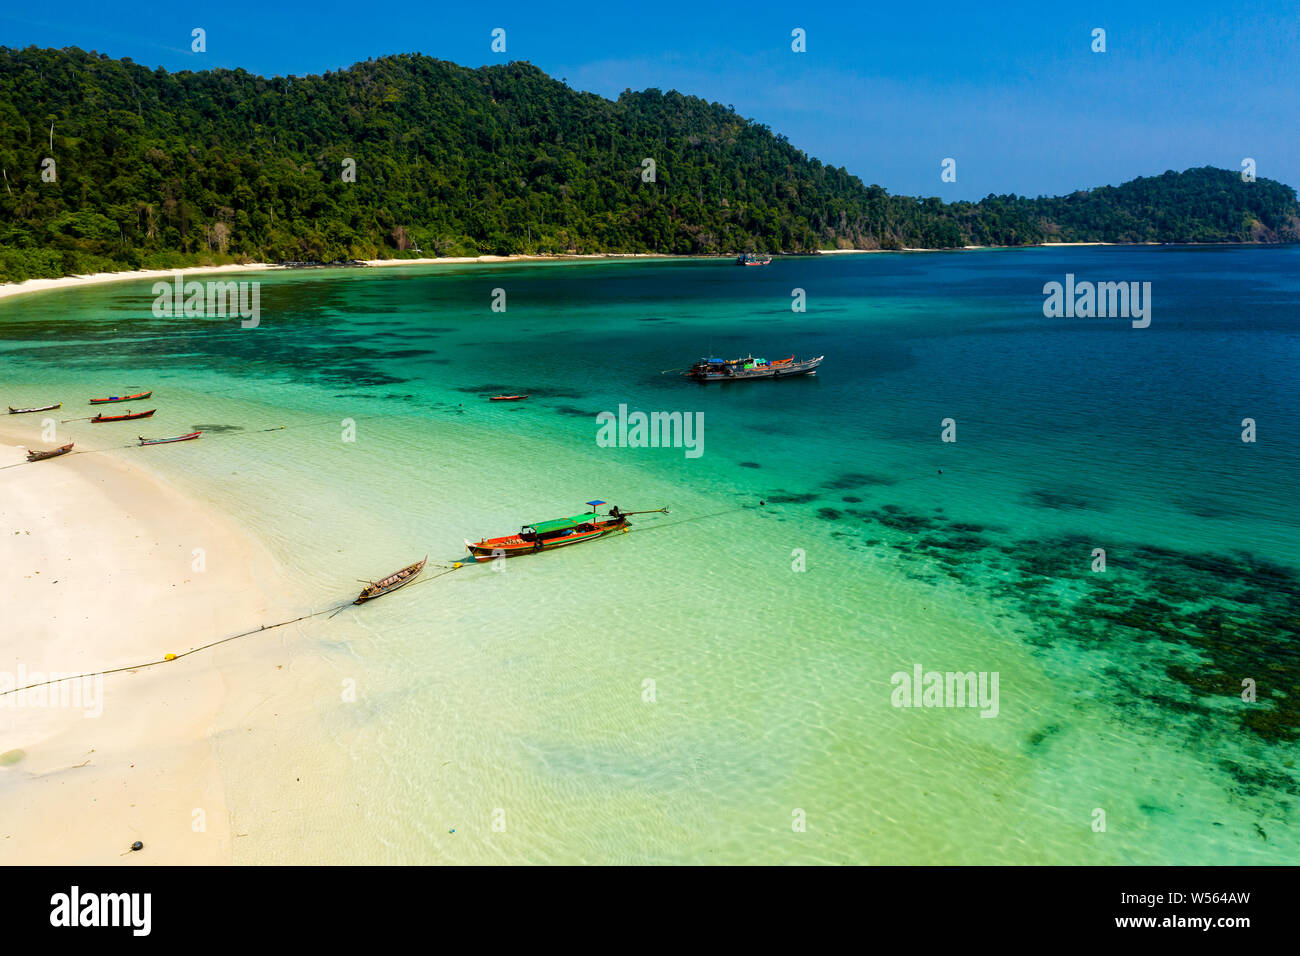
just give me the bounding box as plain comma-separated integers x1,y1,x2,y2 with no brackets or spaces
139,431,202,446
354,558,427,604
8,404,61,414
27,442,74,461
689,355,823,382
90,391,152,405
467,517,627,560
92,409,156,423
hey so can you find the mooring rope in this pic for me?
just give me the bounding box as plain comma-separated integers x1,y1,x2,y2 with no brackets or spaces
0,560,470,699
0,507,750,697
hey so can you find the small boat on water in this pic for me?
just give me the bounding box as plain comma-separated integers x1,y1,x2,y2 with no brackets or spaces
687,354,823,382
138,431,202,446
90,390,152,405
8,403,61,415
26,442,74,462
354,557,427,604
737,253,772,266
489,395,529,402
464,502,667,561
92,409,155,423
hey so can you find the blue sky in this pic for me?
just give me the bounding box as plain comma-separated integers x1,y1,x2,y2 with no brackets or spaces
3,1,1298,200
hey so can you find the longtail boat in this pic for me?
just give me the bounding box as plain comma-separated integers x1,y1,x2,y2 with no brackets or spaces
8,403,61,415
90,390,152,405
737,253,772,266
138,431,202,446
464,503,668,561
353,557,427,604
489,394,529,402
91,409,155,423
686,354,823,382
26,442,74,462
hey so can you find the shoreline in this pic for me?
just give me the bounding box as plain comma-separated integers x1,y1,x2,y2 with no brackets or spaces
0,241,1236,303
0,422,303,864
0,254,683,303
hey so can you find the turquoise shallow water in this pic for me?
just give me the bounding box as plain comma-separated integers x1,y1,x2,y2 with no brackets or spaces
2,247,1298,863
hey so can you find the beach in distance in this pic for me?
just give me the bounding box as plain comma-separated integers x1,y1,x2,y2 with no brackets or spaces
0,241,1164,304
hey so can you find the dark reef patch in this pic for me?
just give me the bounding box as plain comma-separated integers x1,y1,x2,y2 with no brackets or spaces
844,500,1300,761
766,491,820,505
191,423,244,433
739,462,762,469
823,471,898,490
1025,488,1109,512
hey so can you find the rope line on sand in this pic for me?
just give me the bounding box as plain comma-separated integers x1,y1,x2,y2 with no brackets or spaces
0,561,470,698
0,507,749,696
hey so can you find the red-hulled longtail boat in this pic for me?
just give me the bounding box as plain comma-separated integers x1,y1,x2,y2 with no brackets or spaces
90,390,152,405
464,502,668,561
26,442,74,462
353,557,427,604
91,409,155,423
8,403,61,415
138,431,201,446
489,394,529,401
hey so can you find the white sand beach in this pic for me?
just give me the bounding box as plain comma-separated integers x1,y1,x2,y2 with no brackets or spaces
0,254,680,304
0,424,301,864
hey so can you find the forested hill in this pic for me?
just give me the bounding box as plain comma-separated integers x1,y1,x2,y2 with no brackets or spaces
1,46,1298,281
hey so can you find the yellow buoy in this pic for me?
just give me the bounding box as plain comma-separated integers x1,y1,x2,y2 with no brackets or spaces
164,653,177,661
453,562,462,569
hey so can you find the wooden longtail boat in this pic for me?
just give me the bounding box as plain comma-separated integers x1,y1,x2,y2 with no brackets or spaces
489,394,529,401
686,354,823,382
90,391,152,405
737,253,772,266
138,431,201,446
91,409,155,423
26,442,74,462
8,403,61,415
354,557,427,604
464,504,668,561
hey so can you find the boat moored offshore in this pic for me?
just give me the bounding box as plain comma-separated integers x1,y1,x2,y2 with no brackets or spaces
686,354,823,382
464,503,668,561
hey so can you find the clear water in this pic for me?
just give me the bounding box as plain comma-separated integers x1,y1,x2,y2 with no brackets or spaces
2,246,1297,863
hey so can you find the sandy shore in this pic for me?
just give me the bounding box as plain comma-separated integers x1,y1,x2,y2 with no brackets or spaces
0,254,680,304
0,422,300,864
0,244,1161,303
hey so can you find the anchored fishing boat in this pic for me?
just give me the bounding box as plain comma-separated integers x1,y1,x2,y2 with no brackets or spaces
8,403,61,414
489,394,529,402
138,431,202,446
737,253,772,266
465,502,667,561
26,442,74,462
354,557,427,604
91,409,155,423
686,354,823,382
90,390,152,405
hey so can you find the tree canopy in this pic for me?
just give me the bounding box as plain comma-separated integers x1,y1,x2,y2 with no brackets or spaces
1,46,1297,281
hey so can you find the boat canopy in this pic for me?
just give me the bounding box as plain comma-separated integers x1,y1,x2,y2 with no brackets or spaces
528,512,599,534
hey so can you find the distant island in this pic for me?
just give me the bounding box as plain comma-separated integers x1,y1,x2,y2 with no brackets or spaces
1,46,1298,283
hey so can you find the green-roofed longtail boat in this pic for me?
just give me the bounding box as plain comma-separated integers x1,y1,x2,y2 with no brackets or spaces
464,502,668,561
